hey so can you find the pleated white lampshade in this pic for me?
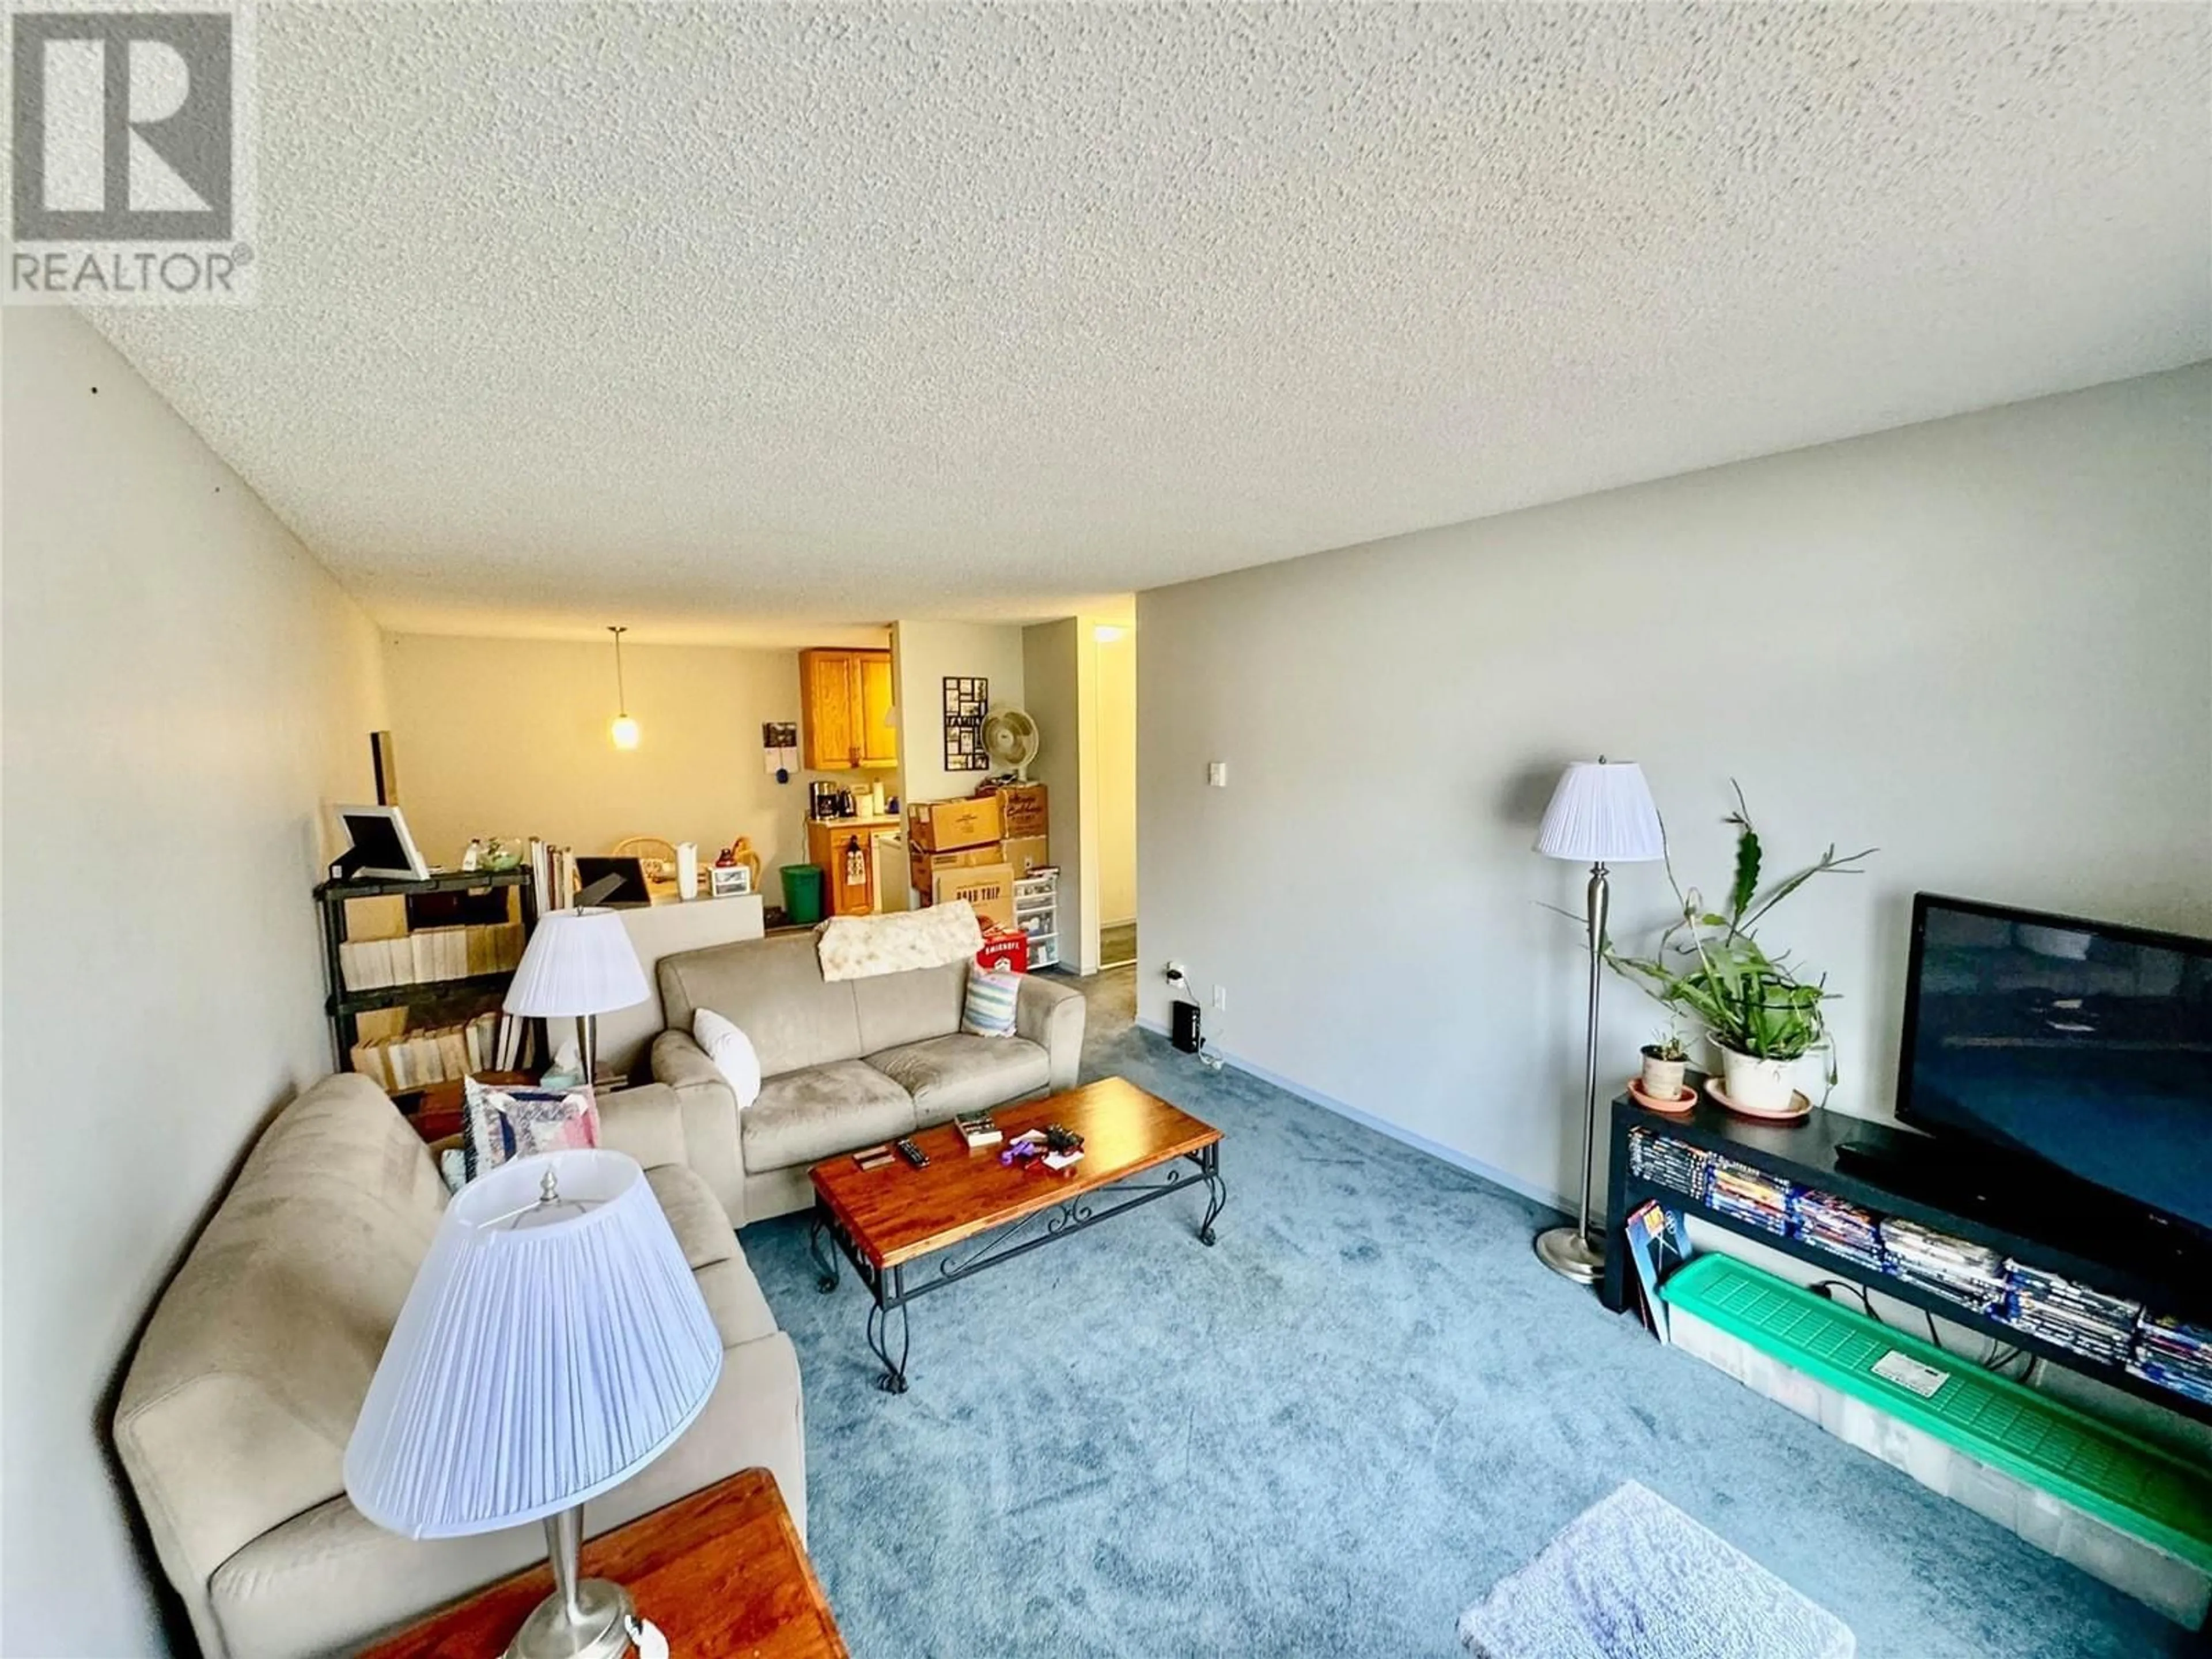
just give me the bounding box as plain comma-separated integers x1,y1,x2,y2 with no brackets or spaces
344,1150,722,1539
1535,760,1665,863
503,907,649,1018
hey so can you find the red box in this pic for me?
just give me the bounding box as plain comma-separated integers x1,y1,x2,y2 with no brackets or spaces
975,927,1029,975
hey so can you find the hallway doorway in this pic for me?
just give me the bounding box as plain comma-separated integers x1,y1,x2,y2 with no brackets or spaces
1095,623,1137,968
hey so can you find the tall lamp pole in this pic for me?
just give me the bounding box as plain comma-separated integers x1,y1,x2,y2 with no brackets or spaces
1533,759,1664,1284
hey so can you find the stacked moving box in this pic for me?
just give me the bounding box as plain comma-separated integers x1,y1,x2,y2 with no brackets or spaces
907,786,1054,928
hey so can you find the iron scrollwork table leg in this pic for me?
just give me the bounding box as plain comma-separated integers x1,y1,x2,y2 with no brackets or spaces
1198,1142,1226,1245
866,1266,910,1394
808,1203,840,1294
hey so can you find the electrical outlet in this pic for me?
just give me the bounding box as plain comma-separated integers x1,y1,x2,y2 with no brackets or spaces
1213,983,1228,1011
1164,960,1187,983
1207,761,1228,788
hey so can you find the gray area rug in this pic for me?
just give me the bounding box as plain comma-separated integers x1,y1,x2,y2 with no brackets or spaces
1458,1480,1854,1659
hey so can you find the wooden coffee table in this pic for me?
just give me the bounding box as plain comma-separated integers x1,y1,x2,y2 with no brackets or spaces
808,1076,1225,1392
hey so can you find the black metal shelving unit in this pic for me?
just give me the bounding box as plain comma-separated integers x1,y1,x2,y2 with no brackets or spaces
1603,1085,2212,1429
314,867,539,1089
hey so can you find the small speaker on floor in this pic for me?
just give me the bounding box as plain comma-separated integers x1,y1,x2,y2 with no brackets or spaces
1172,999,1203,1054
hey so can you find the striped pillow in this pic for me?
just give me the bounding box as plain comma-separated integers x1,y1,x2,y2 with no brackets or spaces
961,965,1022,1038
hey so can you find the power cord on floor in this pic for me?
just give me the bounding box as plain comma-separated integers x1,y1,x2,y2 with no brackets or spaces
1164,962,1229,1070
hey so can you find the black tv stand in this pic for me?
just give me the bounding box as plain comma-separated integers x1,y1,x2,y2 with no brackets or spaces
1603,1083,2212,1427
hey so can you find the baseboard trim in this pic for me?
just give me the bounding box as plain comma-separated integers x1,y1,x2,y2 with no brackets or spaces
1134,1017,1569,1214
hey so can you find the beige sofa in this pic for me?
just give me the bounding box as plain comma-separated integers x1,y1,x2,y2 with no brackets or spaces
629,933,1086,1224
113,1073,805,1659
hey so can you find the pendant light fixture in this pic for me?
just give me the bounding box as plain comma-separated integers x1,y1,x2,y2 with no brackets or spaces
606,626,640,750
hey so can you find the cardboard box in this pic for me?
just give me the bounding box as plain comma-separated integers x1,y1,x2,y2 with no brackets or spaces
980,781,1048,839
934,863,1016,929
999,834,1050,876
910,843,1001,900
976,925,1029,975
907,795,1001,853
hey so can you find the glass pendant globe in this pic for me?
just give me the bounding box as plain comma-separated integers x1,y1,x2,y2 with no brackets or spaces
610,715,641,750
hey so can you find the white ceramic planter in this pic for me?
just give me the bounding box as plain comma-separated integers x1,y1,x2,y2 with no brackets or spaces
1639,1051,1688,1102
1718,1046,1796,1112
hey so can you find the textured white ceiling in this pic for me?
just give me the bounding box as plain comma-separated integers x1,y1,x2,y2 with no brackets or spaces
89,2,2211,642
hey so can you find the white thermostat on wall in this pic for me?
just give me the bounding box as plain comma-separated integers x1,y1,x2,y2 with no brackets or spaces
1207,762,1228,788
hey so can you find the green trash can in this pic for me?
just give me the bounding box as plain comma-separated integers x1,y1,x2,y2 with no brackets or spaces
780,863,825,926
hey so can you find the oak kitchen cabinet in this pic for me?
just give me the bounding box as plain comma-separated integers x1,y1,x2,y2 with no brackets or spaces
800,648,897,770
806,816,898,917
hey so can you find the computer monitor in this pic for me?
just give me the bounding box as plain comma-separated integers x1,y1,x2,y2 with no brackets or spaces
573,856,652,907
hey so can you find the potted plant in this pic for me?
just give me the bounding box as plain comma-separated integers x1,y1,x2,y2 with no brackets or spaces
1639,1026,1690,1103
1608,787,1874,1113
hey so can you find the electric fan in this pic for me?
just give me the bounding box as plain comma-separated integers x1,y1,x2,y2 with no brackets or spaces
981,707,1040,782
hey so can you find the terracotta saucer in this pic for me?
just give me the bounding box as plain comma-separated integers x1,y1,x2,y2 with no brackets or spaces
1704,1077,1812,1123
1627,1077,1696,1115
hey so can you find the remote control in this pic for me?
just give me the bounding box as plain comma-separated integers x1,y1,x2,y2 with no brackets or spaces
896,1137,928,1168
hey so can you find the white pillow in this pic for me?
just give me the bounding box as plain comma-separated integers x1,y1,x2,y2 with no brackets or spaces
693,1008,762,1109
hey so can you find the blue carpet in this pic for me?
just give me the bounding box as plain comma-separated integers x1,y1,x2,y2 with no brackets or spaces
740,969,2193,1658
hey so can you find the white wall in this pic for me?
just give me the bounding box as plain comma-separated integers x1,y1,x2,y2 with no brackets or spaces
891,619,1026,811
2,310,391,1657
1138,366,2212,1210
381,632,881,878
1096,628,1138,927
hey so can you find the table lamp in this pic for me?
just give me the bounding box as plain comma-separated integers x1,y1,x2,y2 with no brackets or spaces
1534,758,1665,1284
504,907,650,1090
345,1149,723,1659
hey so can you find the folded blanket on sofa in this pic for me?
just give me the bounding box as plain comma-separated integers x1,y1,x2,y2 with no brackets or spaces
817,900,984,982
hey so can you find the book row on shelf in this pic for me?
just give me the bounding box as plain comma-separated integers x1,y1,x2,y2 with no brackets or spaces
1627,1126,2212,1408
338,922,528,991
349,1010,533,1093
529,840,589,914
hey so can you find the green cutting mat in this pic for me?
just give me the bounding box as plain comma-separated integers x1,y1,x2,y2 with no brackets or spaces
1659,1253,2212,1571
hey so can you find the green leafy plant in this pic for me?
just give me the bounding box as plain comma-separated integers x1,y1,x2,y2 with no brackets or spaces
1607,785,1875,1087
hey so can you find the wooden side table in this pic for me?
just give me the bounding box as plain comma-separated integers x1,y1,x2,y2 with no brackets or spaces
358,1470,846,1659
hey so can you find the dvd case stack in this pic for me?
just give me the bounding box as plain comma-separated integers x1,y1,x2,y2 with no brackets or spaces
1878,1217,2009,1313
2003,1262,2141,1368
1706,1157,1794,1236
1627,1128,1713,1202
2130,1314,2212,1406
1793,1189,1883,1271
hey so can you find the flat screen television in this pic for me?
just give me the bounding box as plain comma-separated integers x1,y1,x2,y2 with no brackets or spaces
1897,893,2212,1240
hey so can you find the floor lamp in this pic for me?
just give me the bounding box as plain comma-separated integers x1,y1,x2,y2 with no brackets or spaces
1534,759,1664,1284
